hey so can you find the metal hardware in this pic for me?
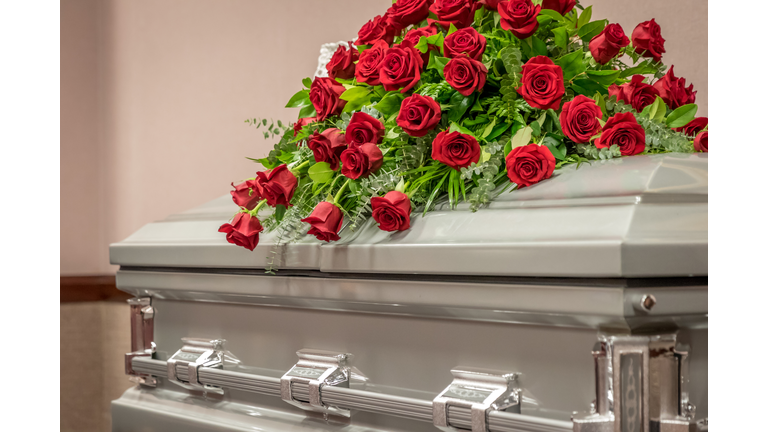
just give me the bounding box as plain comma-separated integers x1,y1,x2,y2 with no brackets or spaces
433,367,522,432
124,297,156,387
572,333,698,432
166,338,240,395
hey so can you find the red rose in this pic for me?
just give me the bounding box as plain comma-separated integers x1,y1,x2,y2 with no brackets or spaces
444,54,488,96
254,164,298,207
218,212,264,251
371,191,412,232
594,112,646,156
293,117,316,137
396,94,442,137
505,144,556,188
387,0,433,31
589,23,629,65
340,143,383,180
356,40,388,86
403,25,439,62
608,75,660,112
356,14,396,46
326,42,358,80
653,66,696,109
444,27,487,60
541,0,575,16
431,130,481,170
379,42,424,93
632,19,665,63
517,56,565,110
230,179,261,210
310,77,346,121
308,128,347,170
429,0,479,29
302,202,343,242
478,0,501,11
674,117,707,137
498,0,540,39
693,131,707,153
560,95,603,144
345,112,385,148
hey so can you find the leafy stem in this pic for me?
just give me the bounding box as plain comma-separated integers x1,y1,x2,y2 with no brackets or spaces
333,178,350,205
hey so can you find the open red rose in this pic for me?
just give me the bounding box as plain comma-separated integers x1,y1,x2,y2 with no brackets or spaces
595,112,646,156
345,112,385,148
310,78,346,121
218,212,264,251
541,0,575,16
356,14,396,46
674,117,707,137
308,128,347,170
293,117,316,137
340,143,383,180
517,56,564,110
478,0,501,11
560,95,603,144
255,164,298,207
632,19,665,63
653,66,696,109
371,191,412,232
431,130,481,170
505,144,556,188
445,54,488,96
397,94,441,137
444,27,486,60
403,25,439,62
387,0,433,31
302,201,343,242
356,40,388,86
498,0,540,39
429,0,479,30
608,75,660,112
379,42,424,93
230,179,261,210
589,24,629,65
694,131,707,153
326,42,358,80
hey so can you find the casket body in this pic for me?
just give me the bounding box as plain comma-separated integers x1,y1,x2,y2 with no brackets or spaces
110,154,708,432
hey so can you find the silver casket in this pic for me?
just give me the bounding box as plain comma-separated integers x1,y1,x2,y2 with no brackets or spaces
110,153,708,432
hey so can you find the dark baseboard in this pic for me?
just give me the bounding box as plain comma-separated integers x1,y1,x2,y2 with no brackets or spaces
60,275,132,303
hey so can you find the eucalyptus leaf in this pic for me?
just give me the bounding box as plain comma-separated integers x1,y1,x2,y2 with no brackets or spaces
666,104,698,128
308,162,334,183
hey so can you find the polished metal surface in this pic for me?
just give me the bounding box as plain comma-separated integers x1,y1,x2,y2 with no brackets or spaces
124,297,156,387
166,338,241,395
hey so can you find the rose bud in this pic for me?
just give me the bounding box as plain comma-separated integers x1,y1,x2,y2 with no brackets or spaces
340,143,383,180
371,191,412,232
653,66,696,109
310,77,346,121
498,0,541,39
431,130,481,170
326,42,358,80
396,94,442,137
230,179,262,210
218,212,264,251
594,112,646,156
517,56,565,110
444,27,487,61
694,131,708,153
429,0,480,30
589,23,630,65
345,112,385,148
674,117,708,137
608,75,660,112
478,0,501,11
541,0,575,16
444,54,488,96
387,0,432,31
505,144,556,188
302,201,344,242
403,25,439,62
308,128,347,170
254,164,298,207
379,42,424,93
632,19,666,63
560,95,603,144
355,40,388,86
356,14,396,46
293,117,317,137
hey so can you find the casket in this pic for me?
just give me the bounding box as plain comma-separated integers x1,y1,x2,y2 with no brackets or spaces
110,153,708,432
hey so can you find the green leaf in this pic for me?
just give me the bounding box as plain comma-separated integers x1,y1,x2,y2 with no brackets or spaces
486,122,512,141
274,204,287,223
531,36,548,57
577,5,592,28
448,23,458,36
447,91,473,122
555,50,586,82
511,126,533,149
428,53,451,78
308,162,334,183
449,121,475,136
395,178,406,193
541,136,565,160
593,92,608,118
585,70,620,86
620,61,658,78
285,90,311,108
577,19,607,43
530,121,541,137
539,9,565,22
481,118,497,139
340,86,370,102
298,104,317,119
536,15,552,26
572,79,607,96
553,26,569,49
302,77,312,89
640,96,666,121
373,91,405,116
666,104,698,128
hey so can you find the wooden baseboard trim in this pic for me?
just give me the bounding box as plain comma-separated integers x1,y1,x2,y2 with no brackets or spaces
60,275,132,303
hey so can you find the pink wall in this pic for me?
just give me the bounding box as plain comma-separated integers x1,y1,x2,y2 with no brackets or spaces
61,0,708,275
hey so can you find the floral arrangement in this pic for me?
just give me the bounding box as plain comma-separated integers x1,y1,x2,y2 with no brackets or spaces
219,0,708,267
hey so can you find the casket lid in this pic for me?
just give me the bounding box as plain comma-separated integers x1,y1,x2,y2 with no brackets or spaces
110,153,707,278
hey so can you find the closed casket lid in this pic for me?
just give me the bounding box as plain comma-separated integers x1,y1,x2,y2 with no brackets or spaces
110,153,707,278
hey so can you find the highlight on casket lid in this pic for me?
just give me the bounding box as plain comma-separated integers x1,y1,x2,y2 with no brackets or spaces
221,0,708,257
